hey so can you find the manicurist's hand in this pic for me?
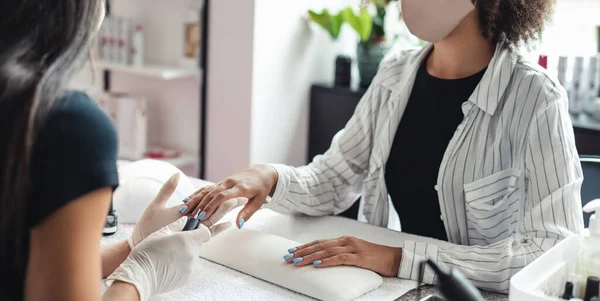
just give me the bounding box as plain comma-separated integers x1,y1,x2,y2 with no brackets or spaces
283,236,403,277
128,173,189,249
106,217,231,301
182,164,278,228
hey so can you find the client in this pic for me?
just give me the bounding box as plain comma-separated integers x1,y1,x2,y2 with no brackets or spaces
184,0,583,293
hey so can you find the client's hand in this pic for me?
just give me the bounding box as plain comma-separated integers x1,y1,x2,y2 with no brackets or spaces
284,236,403,277
128,173,188,249
182,164,278,228
106,217,231,301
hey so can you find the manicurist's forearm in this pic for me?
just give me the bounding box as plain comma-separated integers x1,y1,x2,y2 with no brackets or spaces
101,241,131,278
102,281,140,301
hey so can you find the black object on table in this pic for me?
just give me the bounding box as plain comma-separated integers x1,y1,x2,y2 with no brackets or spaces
571,114,600,156
396,286,507,301
417,258,485,301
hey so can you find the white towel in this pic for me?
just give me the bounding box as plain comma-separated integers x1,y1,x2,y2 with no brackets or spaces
102,208,453,300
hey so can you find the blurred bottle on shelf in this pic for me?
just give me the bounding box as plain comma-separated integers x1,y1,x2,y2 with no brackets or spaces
131,24,144,67
181,5,201,69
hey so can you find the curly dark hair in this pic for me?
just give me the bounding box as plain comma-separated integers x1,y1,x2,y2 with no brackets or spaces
477,0,556,48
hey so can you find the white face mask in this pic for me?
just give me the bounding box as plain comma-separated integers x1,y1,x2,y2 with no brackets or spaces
401,0,476,43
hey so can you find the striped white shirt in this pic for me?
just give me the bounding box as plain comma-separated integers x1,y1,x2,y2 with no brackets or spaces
266,43,585,292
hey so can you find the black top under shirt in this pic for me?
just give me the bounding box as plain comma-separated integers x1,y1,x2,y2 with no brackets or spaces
0,91,119,300
385,57,486,241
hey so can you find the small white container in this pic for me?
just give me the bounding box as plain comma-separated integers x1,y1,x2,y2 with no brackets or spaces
509,235,583,301
131,24,144,67
557,56,568,87
584,56,600,115
118,18,132,65
180,5,201,69
510,201,600,301
570,57,585,116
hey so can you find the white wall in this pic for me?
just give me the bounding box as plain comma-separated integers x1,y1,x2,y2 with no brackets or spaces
204,0,256,181
205,0,600,181
537,0,600,56
205,0,369,181
249,0,362,167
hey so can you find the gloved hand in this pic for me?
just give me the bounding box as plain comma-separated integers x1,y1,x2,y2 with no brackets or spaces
106,217,231,301
129,174,244,249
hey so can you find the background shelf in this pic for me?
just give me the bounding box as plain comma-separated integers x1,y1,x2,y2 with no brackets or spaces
99,61,201,80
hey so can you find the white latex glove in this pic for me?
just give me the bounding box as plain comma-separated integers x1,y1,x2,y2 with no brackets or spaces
106,217,231,301
128,173,189,249
129,174,247,249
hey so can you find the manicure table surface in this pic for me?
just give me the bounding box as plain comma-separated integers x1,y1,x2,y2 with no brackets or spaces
102,176,508,301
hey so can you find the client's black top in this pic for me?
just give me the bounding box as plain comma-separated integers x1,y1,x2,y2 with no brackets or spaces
385,58,486,241
0,91,119,300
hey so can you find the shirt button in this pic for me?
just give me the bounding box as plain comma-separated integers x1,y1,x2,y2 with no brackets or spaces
434,185,439,191
440,215,444,221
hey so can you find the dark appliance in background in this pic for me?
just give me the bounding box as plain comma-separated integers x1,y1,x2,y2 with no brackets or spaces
334,55,352,87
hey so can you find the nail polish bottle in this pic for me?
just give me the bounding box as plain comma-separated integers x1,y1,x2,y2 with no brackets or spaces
564,282,575,300
103,201,118,236
583,276,599,301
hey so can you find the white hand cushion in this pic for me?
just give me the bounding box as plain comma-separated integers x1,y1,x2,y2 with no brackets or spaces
113,159,195,223
198,228,383,301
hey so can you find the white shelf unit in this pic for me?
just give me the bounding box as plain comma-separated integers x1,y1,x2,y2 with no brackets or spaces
100,0,204,177
100,61,201,80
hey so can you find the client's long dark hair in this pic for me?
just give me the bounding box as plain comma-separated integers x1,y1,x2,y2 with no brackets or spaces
0,0,104,280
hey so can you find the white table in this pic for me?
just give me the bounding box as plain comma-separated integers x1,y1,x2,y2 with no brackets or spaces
102,175,455,301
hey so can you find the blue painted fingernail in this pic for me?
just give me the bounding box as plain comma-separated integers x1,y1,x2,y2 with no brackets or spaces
313,260,322,265
183,197,190,203
292,258,303,264
198,211,207,221
179,205,188,214
239,218,245,229
284,254,293,260
288,247,297,253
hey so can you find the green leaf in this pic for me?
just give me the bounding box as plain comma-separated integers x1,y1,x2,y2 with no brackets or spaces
307,9,343,40
342,7,372,42
329,11,344,39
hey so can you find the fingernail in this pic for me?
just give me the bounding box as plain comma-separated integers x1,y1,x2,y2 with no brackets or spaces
198,211,207,221
283,254,293,260
183,197,190,203
292,257,303,264
288,247,297,253
179,205,188,214
313,260,322,265
239,218,245,229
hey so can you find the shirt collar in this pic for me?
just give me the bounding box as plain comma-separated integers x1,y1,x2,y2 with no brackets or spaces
378,42,517,116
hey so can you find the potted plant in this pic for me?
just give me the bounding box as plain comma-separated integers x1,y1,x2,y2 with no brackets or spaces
308,1,394,88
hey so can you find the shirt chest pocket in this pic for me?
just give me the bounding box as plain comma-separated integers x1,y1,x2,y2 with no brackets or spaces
463,168,522,244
